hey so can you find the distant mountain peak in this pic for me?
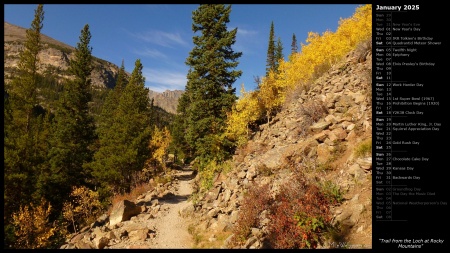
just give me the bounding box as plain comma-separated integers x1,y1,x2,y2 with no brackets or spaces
148,89,184,114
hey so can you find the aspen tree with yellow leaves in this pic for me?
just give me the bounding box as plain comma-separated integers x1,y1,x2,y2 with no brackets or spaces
225,85,261,147
11,198,56,249
225,4,372,148
147,126,172,172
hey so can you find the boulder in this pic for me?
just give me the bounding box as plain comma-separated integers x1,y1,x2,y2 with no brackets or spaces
109,200,142,227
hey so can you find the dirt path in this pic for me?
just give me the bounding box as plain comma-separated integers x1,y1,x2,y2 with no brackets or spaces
149,169,195,249
101,168,197,249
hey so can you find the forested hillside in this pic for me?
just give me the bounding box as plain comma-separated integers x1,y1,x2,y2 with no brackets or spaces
4,5,176,248
4,21,180,120
4,4,372,249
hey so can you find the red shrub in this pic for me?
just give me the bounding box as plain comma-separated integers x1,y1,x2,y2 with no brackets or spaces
267,174,332,249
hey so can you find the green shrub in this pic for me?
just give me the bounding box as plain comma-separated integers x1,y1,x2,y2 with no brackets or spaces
319,180,344,204
197,159,232,191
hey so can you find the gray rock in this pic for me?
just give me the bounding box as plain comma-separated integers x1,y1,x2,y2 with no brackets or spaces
109,200,142,227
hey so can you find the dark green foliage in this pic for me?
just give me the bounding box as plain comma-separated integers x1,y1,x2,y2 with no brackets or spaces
89,87,110,123
4,2,45,217
44,24,97,213
152,104,175,130
265,21,276,76
6,3,44,124
95,60,128,133
3,4,53,247
291,33,298,54
170,90,192,161
265,21,284,76
4,6,174,248
70,24,94,88
37,71,65,110
88,59,152,201
174,4,242,162
275,37,284,71
114,60,128,92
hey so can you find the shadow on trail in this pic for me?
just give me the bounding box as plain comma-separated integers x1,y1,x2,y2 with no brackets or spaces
158,192,191,204
173,170,197,181
154,169,196,205
169,164,193,171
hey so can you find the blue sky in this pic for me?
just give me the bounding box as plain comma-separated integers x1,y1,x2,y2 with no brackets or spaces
4,4,364,95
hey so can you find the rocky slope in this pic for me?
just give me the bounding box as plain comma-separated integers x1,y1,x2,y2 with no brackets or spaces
4,22,121,89
58,40,373,249
148,90,184,115
185,39,373,249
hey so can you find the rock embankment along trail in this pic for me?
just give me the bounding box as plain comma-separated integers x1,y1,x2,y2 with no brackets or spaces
61,168,197,249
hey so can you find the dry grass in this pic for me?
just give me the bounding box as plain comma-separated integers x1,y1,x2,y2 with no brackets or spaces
300,99,328,124
311,61,333,81
188,222,233,248
283,81,313,109
353,138,372,158
354,38,372,63
234,141,269,164
108,182,154,215
362,67,372,103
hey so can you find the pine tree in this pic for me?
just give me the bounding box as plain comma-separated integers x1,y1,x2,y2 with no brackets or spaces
275,37,284,71
4,4,47,224
45,24,96,211
87,61,128,198
96,60,128,134
115,59,128,92
291,33,298,54
175,4,242,162
149,98,156,129
265,21,276,76
115,59,152,180
89,59,152,199
170,93,192,162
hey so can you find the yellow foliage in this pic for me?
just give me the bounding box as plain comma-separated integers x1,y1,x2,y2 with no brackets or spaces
278,4,372,93
198,159,232,191
11,198,56,249
258,70,287,123
337,4,372,49
148,126,172,170
62,201,77,233
225,84,261,147
62,186,102,233
225,4,372,148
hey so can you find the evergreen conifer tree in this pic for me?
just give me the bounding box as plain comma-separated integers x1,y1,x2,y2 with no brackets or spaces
275,37,284,71
265,21,276,76
4,4,47,221
96,60,128,134
89,59,152,198
291,33,298,54
46,24,96,210
175,4,242,162
170,93,191,163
